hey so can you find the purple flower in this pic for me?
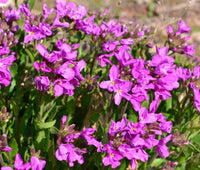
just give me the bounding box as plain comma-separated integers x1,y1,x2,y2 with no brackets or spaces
39,23,52,36
34,76,50,91
53,16,69,28
192,66,200,79
14,153,31,170
97,53,113,67
66,2,87,20
149,98,160,113
150,46,175,66
55,143,86,167
73,60,86,81
30,156,46,170
118,144,148,162
0,45,10,56
1,166,13,170
139,107,158,124
102,39,118,52
108,116,127,137
127,122,146,135
54,62,75,80
102,145,123,169
42,4,54,19
144,135,159,149
131,159,137,170
36,44,59,63
182,44,196,57
113,81,132,105
115,45,134,67
190,84,200,112
81,128,103,152
178,20,191,33
176,67,191,81
0,134,12,152
120,38,133,45
99,65,120,92
130,85,149,111
56,41,77,60
5,8,21,22
0,53,16,88
53,79,75,96
19,4,31,17
24,23,44,43
159,121,173,133
33,61,51,73
156,134,173,158
0,0,9,4
167,25,173,35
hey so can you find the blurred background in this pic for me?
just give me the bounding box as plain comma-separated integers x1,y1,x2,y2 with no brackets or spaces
14,0,200,54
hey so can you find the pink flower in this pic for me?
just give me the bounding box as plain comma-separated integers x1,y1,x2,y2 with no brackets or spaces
30,156,46,170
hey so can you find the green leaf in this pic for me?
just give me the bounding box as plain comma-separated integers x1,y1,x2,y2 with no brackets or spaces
15,0,18,8
29,0,37,11
35,120,56,130
165,97,172,111
9,138,18,159
40,101,57,122
10,100,19,116
36,130,45,143
24,48,34,63
35,130,50,152
49,126,59,134
9,79,16,93
151,158,165,167
192,134,200,146
9,63,18,77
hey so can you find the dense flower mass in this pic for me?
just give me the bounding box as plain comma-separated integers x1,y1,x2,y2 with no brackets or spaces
100,111,173,169
34,39,86,96
0,0,198,169
1,153,46,170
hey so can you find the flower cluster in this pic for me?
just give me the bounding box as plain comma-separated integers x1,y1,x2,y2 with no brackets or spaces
0,6,19,88
100,109,172,169
189,66,200,112
0,0,199,169
167,20,196,57
0,134,11,152
1,152,46,170
100,46,179,112
34,38,86,96
0,107,12,123
55,116,101,167
55,107,173,170
54,0,87,28
19,3,53,43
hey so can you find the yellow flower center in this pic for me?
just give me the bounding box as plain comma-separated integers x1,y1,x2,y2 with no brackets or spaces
132,127,136,131
69,63,75,68
110,153,114,158
111,81,115,85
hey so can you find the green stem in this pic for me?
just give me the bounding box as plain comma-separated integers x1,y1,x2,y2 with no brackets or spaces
0,154,5,166
15,114,21,150
148,153,158,170
176,96,190,125
2,126,12,164
119,100,128,119
103,93,114,128
83,96,93,128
